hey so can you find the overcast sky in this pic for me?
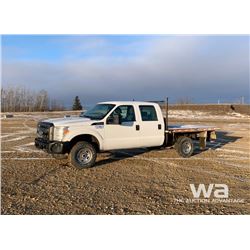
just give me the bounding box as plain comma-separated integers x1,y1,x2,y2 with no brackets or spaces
2,35,249,106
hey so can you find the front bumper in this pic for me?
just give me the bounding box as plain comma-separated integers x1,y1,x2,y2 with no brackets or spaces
35,138,66,154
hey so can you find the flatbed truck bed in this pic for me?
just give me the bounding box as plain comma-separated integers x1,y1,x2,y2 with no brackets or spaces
165,124,218,153
166,124,218,133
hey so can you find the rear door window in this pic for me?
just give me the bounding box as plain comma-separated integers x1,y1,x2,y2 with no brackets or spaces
139,105,158,121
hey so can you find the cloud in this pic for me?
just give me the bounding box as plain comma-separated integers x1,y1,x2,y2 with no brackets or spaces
2,36,249,106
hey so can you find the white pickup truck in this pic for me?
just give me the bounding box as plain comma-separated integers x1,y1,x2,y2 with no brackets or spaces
35,101,217,169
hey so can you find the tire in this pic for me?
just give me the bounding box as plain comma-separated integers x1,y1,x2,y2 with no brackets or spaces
69,141,97,169
175,136,194,158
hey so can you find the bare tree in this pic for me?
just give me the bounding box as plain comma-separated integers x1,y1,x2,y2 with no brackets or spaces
1,86,64,112
50,98,65,111
176,97,193,104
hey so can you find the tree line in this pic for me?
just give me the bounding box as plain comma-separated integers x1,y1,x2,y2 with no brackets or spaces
1,86,65,112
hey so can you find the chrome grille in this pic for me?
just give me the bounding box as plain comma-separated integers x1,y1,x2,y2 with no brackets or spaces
37,122,53,140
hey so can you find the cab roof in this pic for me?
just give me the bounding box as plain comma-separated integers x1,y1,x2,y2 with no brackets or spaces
98,101,159,106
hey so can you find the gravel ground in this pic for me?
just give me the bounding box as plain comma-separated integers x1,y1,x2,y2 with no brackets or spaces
1,112,250,214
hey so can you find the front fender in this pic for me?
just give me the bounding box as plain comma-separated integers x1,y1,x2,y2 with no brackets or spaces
63,126,104,150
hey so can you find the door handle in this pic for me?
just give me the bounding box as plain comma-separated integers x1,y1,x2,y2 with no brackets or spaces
136,125,140,131
158,124,162,130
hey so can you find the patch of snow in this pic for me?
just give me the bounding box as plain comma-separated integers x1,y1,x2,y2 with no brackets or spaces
0,134,14,139
2,136,29,142
215,148,250,155
14,142,43,153
166,110,250,120
2,157,52,160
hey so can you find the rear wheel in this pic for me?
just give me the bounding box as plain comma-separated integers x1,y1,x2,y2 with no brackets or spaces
175,136,194,158
69,141,97,169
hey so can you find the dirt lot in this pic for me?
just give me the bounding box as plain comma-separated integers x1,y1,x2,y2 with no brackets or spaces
1,110,250,214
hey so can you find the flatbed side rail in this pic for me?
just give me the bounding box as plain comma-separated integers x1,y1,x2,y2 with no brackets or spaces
165,127,218,133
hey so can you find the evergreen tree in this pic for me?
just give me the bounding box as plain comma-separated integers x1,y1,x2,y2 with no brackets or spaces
72,96,83,110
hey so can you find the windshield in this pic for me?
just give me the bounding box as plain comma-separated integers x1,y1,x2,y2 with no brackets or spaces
80,104,115,120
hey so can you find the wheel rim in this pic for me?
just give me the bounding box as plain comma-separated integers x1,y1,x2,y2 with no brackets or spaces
76,148,93,164
182,141,192,154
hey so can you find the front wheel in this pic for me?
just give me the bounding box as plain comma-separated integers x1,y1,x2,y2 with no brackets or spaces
175,136,194,158
69,141,97,169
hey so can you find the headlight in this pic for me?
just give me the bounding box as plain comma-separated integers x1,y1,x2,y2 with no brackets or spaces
53,126,69,141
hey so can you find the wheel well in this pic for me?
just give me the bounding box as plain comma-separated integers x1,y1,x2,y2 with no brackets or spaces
173,133,197,142
67,134,100,153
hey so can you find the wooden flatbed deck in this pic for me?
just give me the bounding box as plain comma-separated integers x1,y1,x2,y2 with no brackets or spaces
166,125,218,133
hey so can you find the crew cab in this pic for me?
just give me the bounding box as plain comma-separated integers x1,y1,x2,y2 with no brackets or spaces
35,101,217,169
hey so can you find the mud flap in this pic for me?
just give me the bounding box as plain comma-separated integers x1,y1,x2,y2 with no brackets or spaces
210,131,216,140
199,131,207,150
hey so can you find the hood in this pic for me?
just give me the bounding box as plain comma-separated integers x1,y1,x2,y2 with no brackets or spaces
42,116,98,126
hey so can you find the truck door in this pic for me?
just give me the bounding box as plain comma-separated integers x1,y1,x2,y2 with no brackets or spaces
138,105,164,147
104,105,143,150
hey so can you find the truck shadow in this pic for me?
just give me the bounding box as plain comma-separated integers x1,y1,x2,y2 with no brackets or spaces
94,148,153,168
94,131,242,167
192,130,242,155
